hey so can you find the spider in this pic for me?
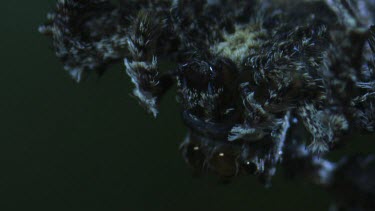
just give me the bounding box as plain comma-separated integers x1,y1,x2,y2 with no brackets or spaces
41,0,375,210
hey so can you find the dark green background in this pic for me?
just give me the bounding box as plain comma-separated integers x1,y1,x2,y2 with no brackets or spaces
1,1,374,210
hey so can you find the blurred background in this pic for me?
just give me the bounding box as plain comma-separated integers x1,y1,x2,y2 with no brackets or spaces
1,1,374,210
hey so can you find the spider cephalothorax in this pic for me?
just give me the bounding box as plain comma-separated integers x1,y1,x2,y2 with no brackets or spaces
41,0,375,210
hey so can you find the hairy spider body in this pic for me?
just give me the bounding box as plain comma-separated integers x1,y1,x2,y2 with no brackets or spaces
41,0,375,210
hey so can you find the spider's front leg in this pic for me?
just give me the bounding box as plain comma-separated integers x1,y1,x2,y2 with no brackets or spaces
124,10,175,117
229,82,292,185
297,103,349,154
40,0,176,116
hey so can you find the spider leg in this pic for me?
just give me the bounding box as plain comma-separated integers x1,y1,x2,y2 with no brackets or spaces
230,83,292,185
39,0,129,82
124,10,175,117
297,104,349,154
40,0,176,114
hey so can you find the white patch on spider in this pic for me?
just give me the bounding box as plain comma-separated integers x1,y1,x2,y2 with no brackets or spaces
211,25,266,64
228,125,265,141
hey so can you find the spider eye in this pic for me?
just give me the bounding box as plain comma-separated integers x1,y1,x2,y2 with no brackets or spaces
212,59,238,87
180,138,206,174
179,61,212,90
186,145,205,167
208,147,238,178
242,161,258,175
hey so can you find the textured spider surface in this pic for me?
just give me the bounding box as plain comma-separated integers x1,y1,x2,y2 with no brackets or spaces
41,1,375,210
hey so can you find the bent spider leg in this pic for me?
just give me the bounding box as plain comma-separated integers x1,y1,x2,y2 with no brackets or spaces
229,82,291,142
228,84,270,142
259,111,291,186
229,82,292,185
40,0,175,110
297,104,349,154
124,10,174,117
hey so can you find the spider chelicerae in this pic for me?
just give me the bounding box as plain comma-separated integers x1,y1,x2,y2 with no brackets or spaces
40,0,375,210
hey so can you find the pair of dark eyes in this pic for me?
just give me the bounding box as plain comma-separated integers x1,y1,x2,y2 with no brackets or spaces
178,59,238,90
183,143,259,177
178,61,216,90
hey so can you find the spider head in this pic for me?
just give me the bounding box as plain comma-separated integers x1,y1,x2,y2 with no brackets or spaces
175,58,288,182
